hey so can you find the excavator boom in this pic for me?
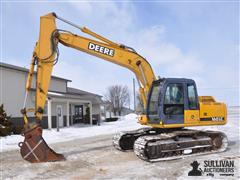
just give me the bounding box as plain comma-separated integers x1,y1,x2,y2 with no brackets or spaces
25,13,155,121
20,12,155,163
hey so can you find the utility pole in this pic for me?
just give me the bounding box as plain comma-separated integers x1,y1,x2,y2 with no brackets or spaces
133,78,136,112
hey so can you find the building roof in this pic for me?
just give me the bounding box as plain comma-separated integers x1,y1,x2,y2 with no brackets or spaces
29,87,103,104
67,87,102,97
0,62,71,82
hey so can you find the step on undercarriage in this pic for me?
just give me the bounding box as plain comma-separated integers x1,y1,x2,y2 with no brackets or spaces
113,128,228,162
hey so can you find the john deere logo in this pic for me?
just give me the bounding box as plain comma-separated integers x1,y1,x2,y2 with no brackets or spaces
188,161,202,176
88,42,114,57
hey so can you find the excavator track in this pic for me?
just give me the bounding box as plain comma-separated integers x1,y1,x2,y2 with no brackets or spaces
113,128,228,162
134,129,228,162
113,127,182,151
113,127,152,151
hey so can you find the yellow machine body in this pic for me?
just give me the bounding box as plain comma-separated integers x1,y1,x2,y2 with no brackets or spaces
20,13,228,163
139,96,227,128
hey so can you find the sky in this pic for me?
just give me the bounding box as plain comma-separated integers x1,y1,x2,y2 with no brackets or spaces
0,1,239,107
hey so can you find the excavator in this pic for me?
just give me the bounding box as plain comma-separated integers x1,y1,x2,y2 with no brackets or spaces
19,13,228,163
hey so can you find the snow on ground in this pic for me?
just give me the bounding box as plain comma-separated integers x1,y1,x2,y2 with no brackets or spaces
1,107,239,152
0,113,143,152
1,108,239,179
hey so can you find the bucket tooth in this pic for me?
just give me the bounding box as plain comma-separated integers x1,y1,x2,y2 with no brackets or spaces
18,125,65,163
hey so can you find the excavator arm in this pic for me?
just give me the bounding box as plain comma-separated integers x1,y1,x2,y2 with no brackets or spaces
20,13,156,163
25,13,155,122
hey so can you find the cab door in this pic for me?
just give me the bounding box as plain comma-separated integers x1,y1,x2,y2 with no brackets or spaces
147,80,161,124
162,83,185,124
184,83,200,124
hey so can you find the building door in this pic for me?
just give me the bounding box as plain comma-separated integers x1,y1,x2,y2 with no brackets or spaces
56,105,64,127
74,105,83,123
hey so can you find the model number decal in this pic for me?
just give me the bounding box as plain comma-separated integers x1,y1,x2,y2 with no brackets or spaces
212,117,224,121
88,42,114,57
200,117,224,121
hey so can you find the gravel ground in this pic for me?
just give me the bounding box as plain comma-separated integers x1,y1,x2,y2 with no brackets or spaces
1,132,239,180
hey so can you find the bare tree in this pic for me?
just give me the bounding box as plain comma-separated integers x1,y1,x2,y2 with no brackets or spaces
136,92,144,113
104,85,130,116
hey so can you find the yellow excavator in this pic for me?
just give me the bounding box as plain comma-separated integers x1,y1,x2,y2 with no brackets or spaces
19,13,228,163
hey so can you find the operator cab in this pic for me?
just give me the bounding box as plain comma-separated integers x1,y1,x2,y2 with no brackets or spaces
147,78,199,125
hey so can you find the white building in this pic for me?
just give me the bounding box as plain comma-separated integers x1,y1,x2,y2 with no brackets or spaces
0,62,104,129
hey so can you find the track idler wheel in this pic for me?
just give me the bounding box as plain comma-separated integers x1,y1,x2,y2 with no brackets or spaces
19,125,65,163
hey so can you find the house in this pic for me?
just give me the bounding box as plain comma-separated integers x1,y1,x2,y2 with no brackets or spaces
0,62,104,129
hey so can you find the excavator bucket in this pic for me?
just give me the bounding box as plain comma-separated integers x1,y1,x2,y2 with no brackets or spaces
18,125,65,163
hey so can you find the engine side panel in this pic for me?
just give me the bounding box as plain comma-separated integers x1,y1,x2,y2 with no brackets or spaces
199,102,227,125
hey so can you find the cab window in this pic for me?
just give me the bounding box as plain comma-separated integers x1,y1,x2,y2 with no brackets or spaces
187,84,198,109
164,84,184,115
148,83,160,115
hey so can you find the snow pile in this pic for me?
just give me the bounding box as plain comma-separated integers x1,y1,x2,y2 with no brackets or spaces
0,113,142,152
118,113,138,121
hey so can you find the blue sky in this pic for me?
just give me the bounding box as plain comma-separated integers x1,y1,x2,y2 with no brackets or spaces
1,1,239,106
